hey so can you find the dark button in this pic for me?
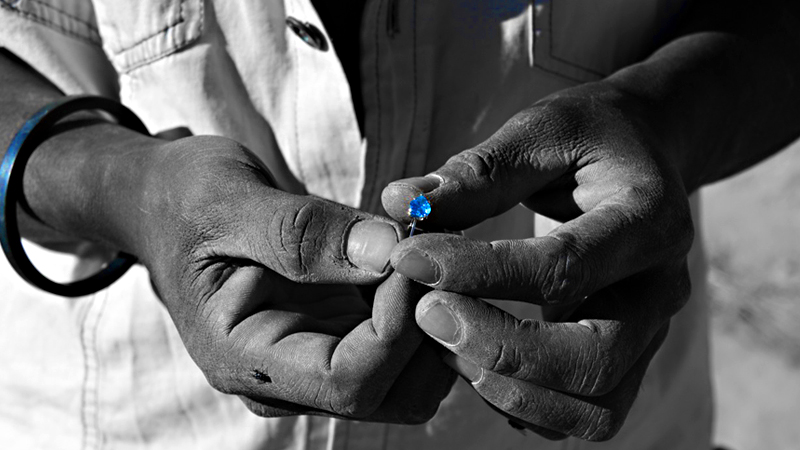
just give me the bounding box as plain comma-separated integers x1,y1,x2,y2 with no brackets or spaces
286,16,329,51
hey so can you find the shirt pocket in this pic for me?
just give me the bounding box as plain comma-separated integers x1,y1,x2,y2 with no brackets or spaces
532,0,688,83
92,0,203,73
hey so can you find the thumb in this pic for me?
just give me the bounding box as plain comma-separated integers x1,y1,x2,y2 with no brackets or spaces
381,114,567,230
227,190,403,285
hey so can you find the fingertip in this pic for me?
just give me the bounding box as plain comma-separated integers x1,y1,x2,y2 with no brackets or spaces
414,290,463,324
381,176,441,223
392,247,441,285
391,234,484,293
416,299,461,345
346,219,400,275
394,175,443,193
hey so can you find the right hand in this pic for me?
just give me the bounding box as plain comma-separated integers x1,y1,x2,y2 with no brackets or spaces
380,85,695,437
127,136,454,422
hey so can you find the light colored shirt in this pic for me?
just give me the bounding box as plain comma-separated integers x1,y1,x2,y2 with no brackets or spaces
0,1,712,449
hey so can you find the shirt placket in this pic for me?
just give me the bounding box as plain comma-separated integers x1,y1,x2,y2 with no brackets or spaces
358,0,430,215
283,0,364,207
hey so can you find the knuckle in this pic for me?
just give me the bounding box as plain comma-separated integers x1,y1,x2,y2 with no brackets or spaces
498,383,533,419
447,148,500,183
622,183,695,262
581,355,621,396
266,200,329,282
486,320,537,379
327,373,382,419
615,185,654,211
576,405,625,442
582,342,623,396
332,389,381,419
539,237,588,304
565,328,625,396
487,341,524,377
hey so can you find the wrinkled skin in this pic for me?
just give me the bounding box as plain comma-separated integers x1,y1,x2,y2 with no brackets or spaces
0,49,456,423
132,136,456,422
382,83,693,440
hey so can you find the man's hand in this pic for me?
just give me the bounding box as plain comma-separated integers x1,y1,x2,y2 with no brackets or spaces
2,51,454,423
379,0,800,434
132,136,454,422
379,1,800,438
381,83,693,439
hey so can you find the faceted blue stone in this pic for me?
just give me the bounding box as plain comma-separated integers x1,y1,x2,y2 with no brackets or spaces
408,195,431,219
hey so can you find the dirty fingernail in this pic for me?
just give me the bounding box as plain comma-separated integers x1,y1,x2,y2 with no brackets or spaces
391,176,441,193
346,221,399,273
418,302,460,344
394,249,440,284
444,353,483,383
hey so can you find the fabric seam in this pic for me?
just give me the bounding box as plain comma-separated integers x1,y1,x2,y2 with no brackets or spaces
0,1,99,45
400,0,417,179
80,292,107,450
115,0,205,73
531,0,604,83
112,1,184,54
546,0,605,76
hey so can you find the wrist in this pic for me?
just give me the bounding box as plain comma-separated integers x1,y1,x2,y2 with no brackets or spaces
22,119,160,257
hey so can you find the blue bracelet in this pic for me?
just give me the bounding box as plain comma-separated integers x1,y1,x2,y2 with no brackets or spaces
0,95,149,297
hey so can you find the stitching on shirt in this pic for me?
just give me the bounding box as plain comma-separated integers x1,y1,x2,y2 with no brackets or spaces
533,61,585,84
92,294,108,450
368,0,383,202
114,0,205,73
113,0,185,54
293,39,305,182
79,293,107,450
79,299,93,450
0,1,100,44
26,0,98,31
531,1,594,84
401,0,417,178
291,0,306,184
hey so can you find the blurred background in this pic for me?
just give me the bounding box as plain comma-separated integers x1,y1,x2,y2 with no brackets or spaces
703,139,800,449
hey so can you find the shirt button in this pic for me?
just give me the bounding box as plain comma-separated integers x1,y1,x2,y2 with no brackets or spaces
286,16,329,51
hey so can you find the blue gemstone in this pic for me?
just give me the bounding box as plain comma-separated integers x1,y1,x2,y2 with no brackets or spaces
408,195,431,219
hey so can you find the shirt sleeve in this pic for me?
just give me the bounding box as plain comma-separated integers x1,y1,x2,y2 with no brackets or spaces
0,0,119,97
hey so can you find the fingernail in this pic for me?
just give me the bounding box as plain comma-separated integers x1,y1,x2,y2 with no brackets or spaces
394,249,440,284
346,221,399,273
444,353,483,383
391,176,441,193
418,303,460,344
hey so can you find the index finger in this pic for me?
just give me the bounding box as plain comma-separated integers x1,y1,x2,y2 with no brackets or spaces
413,264,689,396
391,194,693,304
215,270,453,421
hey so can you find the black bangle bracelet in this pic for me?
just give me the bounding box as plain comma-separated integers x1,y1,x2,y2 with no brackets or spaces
0,95,149,297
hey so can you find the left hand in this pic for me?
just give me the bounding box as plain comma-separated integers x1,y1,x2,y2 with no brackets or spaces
381,82,694,440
